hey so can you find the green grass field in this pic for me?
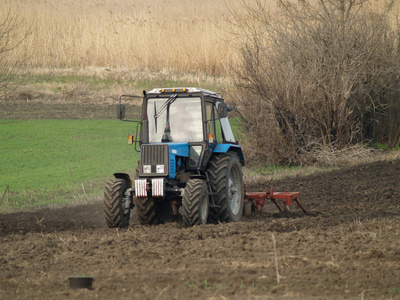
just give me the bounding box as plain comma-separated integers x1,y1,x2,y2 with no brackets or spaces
0,119,140,208
1,114,377,210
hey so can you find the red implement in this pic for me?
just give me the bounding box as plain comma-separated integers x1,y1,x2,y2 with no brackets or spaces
245,188,306,213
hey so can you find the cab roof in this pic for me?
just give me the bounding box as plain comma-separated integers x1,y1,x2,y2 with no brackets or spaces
147,87,223,100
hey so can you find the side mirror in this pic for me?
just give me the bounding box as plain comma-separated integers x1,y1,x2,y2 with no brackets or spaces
218,103,228,118
117,104,126,120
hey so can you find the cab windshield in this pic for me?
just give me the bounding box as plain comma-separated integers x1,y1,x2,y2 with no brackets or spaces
147,97,203,143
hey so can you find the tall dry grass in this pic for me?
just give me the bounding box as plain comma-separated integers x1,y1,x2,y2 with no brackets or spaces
2,0,396,77
1,0,250,76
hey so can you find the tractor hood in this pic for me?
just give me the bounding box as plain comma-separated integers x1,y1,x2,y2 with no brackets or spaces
139,142,189,179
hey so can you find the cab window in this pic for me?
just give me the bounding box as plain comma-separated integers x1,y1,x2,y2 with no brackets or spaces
205,102,223,142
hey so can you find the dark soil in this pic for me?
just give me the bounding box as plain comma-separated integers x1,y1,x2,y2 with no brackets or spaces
1,96,400,299
0,90,140,119
0,98,118,119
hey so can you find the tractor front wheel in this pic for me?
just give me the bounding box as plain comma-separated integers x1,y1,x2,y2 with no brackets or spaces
135,197,159,225
182,179,209,227
103,178,130,228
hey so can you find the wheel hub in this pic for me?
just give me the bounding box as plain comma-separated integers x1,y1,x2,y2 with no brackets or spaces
201,192,208,222
229,176,240,216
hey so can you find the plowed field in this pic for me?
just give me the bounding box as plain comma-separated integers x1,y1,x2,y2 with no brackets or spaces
1,159,399,299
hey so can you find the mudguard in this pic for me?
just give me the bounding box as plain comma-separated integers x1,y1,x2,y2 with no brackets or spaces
213,144,245,165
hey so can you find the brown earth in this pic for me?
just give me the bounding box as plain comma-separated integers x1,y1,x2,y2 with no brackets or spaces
0,88,141,119
1,159,399,299
0,96,400,299
0,96,119,119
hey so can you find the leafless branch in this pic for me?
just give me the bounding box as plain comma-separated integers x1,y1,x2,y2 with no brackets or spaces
231,0,400,164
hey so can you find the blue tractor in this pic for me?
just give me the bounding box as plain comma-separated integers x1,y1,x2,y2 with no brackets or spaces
103,87,245,227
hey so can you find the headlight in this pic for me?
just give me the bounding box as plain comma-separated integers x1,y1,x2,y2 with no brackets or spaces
143,165,151,174
156,165,164,174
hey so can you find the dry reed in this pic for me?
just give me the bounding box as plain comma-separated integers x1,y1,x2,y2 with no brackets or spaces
1,0,248,76
2,0,395,77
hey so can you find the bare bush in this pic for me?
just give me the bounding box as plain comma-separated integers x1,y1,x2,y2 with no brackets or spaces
0,8,31,99
231,0,400,165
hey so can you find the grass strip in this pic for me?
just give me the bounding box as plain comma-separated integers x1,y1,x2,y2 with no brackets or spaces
0,119,139,207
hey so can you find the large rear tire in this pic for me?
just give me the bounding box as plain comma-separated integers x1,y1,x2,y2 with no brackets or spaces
207,151,244,222
182,179,209,227
104,178,130,228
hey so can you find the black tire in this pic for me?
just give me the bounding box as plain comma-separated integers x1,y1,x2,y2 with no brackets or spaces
136,197,159,225
182,179,209,227
207,151,244,222
134,161,159,225
103,178,130,228
135,196,172,225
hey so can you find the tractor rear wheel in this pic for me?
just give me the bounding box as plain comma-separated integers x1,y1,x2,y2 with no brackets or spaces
103,178,130,228
207,151,244,222
182,179,209,227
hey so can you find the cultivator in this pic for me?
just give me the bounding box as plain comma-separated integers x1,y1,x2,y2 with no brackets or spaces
244,188,306,216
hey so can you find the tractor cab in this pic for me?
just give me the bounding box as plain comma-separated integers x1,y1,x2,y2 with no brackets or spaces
118,87,243,180
139,87,242,177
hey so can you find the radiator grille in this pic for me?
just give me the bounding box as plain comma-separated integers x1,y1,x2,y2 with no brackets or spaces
140,144,169,176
